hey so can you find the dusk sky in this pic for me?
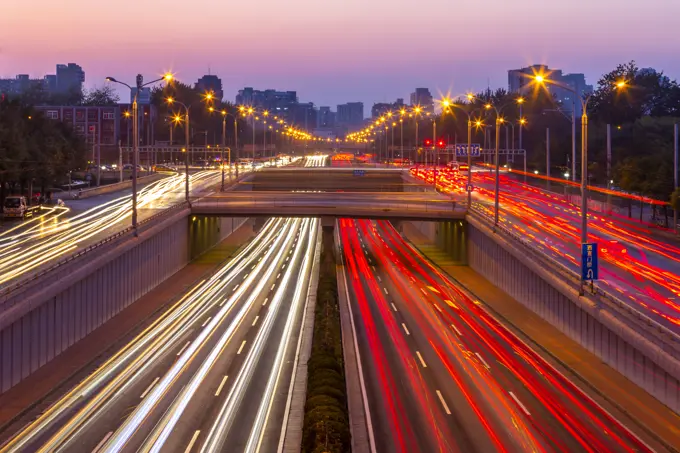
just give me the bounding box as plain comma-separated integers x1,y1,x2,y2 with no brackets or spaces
2,0,679,111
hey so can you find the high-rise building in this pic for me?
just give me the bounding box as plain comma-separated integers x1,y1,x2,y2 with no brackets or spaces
56,63,85,95
409,88,434,112
318,106,335,128
371,98,406,119
196,75,223,101
508,64,593,115
336,102,364,126
290,102,317,130
0,63,84,99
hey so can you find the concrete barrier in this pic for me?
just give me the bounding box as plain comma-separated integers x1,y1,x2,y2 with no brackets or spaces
465,213,680,413
60,173,167,200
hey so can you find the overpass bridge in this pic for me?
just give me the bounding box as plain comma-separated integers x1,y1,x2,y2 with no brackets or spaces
190,191,465,220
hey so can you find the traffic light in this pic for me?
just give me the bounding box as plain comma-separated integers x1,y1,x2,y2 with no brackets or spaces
424,139,432,147
437,139,446,148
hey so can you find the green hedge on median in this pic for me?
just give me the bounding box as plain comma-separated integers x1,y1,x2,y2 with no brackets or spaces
302,228,351,453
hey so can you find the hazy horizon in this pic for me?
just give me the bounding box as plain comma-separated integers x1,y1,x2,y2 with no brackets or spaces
3,0,679,110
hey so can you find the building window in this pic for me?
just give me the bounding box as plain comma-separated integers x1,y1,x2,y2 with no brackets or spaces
103,112,115,120
75,110,85,121
46,110,59,119
75,125,85,133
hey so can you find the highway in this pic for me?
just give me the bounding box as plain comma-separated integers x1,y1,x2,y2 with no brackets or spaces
304,155,328,167
410,166,680,332
338,218,653,453
0,216,319,453
0,170,230,289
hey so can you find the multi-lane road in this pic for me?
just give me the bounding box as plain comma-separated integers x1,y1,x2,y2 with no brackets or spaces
410,166,680,332
0,170,230,289
0,217,319,453
338,218,654,452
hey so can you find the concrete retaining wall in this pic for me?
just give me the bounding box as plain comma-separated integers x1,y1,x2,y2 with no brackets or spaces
0,211,247,394
466,216,680,413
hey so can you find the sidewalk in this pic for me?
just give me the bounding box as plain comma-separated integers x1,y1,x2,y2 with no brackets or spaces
402,222,680,453
0,221,255,431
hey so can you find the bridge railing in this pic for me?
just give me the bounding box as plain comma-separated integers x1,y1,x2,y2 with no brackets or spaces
0,201,189,303
190,193,465,215
467,205,680,343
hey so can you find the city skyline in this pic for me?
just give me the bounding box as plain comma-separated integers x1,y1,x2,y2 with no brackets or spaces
2,0,679,109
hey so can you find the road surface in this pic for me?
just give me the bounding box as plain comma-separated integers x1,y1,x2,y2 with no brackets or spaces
338,217,653,452
0,216,319,453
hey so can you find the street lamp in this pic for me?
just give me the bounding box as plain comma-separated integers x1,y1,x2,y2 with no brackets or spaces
166,90,214,202
105,72,172,236
533,74,628,287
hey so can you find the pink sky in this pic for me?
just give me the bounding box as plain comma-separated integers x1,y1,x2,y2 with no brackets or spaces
2,0,679,108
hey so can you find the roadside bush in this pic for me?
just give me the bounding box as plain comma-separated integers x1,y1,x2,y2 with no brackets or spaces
302,230,350,453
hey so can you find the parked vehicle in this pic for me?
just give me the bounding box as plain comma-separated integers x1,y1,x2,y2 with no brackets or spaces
3,196,42,219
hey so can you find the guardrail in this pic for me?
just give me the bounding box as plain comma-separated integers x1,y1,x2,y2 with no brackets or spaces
467,205,680,343
0,201,189,302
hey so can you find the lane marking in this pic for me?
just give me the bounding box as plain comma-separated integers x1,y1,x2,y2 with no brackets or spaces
263,297,269,306
509,391,531,416
433,304,443,313
233,284,240,292
285,256,290,262
251,264,256,270
282,264,286,269
270,284,276,291
377,275,382,282
451,324,463,336
252,316,259,327
258,257,262,262
201,317,212,328
215,375,229,396
391,303,398,312
243,273,249,279
476,352,491,370
91,431,113,453
371,265,376,271
237,340,247,355
401,323,410,336
277,273,281,279
383,288,389,295
184,430,201,453
416,351,427,368
219,298,228,307
177,341,191,356
436,390,452,415
140,377,160,399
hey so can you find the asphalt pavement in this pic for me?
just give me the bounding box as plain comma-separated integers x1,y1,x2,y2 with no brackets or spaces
338,218,656,453
0,217,319,453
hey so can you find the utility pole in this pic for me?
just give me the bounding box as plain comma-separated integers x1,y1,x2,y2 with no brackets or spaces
546,127,550,192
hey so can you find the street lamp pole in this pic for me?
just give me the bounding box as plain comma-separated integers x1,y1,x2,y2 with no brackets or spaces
494,115,501,227
675,123,678,235
572,97,577,182
105,73,171,236
467,119,472,207
221,114,226,191
185,110,190,201
234,118,239,178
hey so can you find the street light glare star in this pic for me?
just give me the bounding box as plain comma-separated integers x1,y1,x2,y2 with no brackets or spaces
535,75,545,83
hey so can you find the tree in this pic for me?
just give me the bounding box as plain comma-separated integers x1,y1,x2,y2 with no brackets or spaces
82,86,119,106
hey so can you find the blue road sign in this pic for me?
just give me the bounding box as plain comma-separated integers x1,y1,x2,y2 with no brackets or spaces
455,144,481,157
466,184,474,193
353,169,365,177
581,243,599,281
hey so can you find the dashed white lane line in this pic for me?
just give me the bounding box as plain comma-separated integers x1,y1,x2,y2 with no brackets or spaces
201,317,212,328
251,264,256,270
184,430,201,453
277,273,281,279
237,340,247,355
371,265,376,271
243,273,249,280
219,298,228,307
252,316,260,327
91,431,113,453
263,297,269,306
140,377,160,399
177,341,191,356
451,324,463,336
433,304,443,313
391,303,398,312
270,284,276,291
383,287,389,295
476,352,491,370
401,323,410,336
233,284,240,292
215,375,229,396
436,390,452,415
416,351,427,368
509,391,531,416
377,275,382,282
